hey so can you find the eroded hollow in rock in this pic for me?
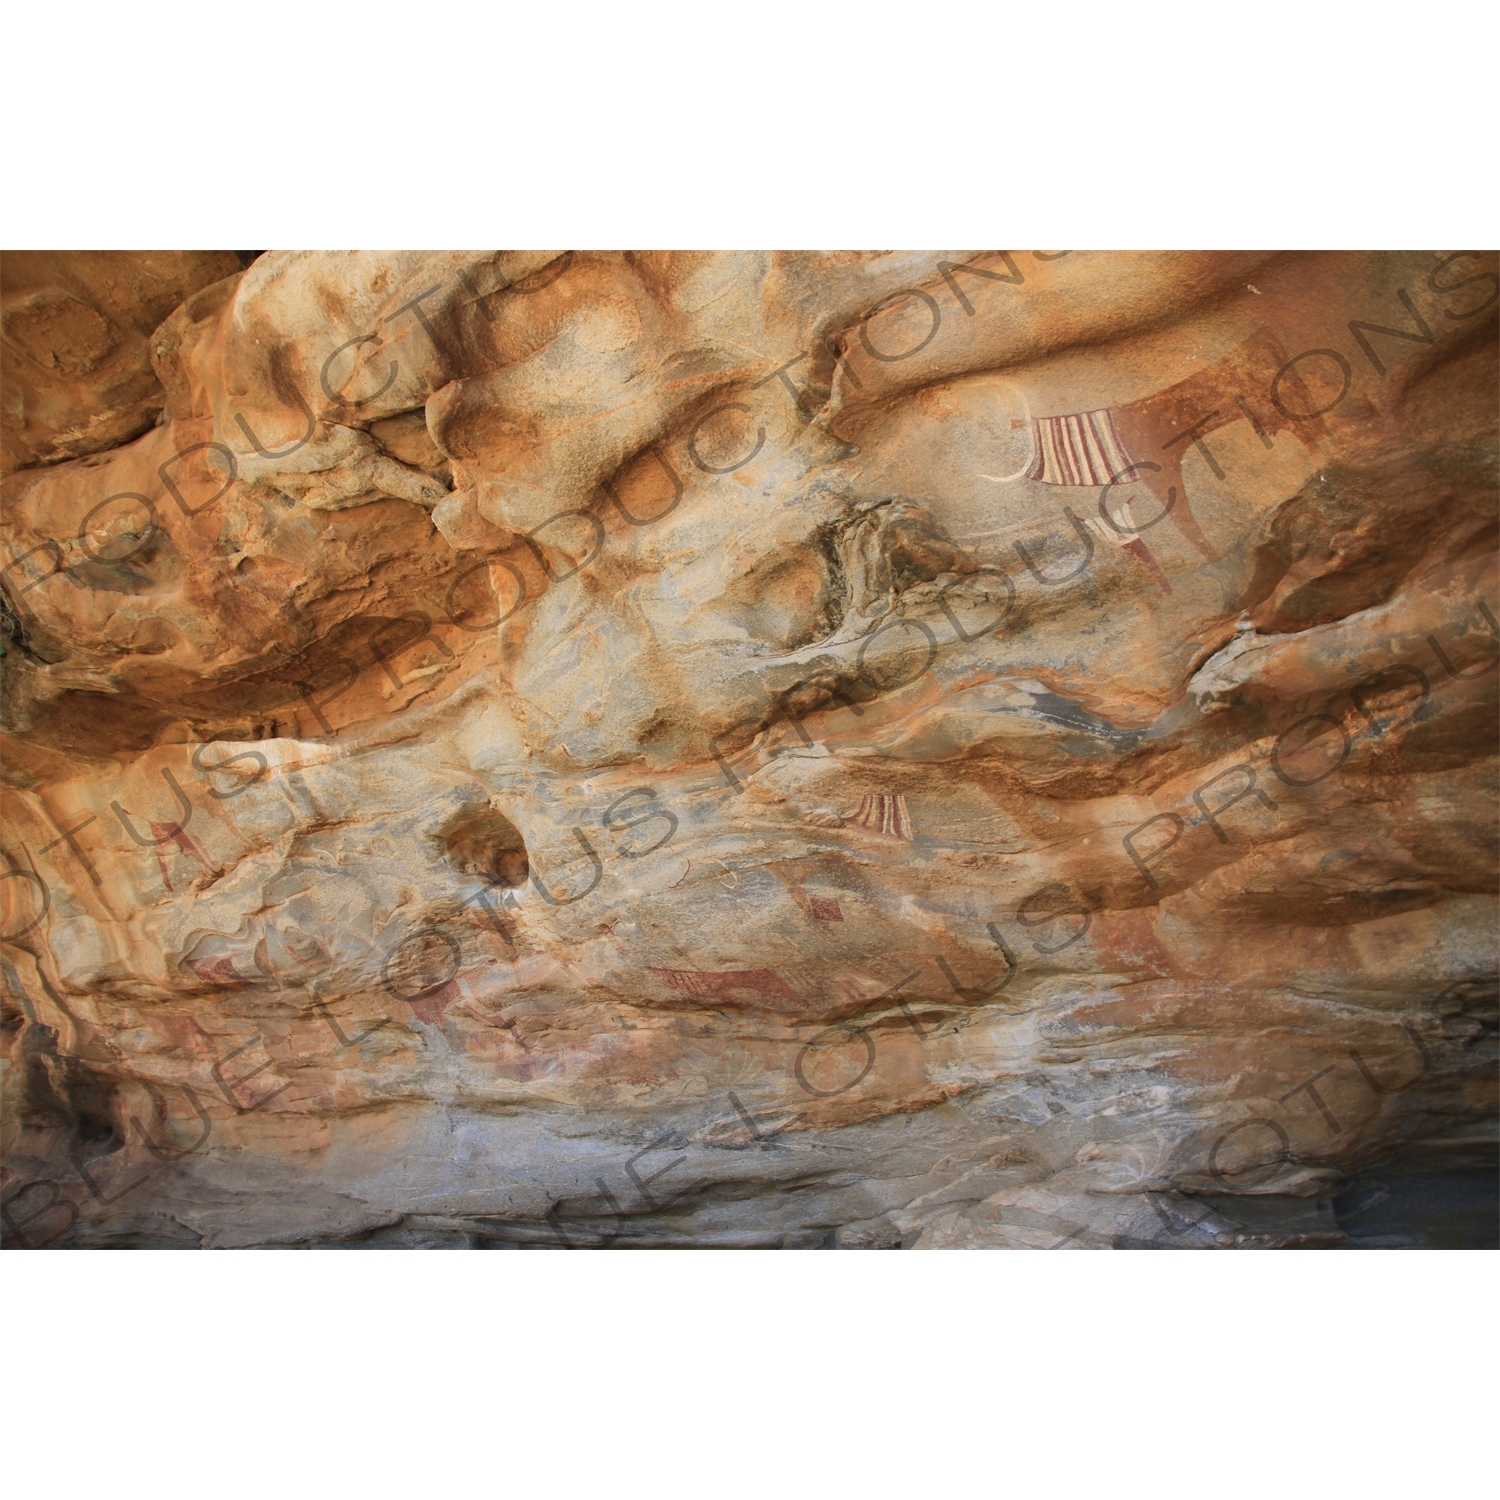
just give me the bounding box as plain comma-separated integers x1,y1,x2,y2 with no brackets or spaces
437,805,530,888
2,249,1494,1252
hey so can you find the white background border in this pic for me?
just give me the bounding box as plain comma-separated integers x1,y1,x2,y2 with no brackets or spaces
3,2,1495,1493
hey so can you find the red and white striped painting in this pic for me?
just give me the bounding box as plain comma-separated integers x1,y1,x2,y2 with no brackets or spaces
850,793,912,840
1026,408,1133,488
989,327,1330,594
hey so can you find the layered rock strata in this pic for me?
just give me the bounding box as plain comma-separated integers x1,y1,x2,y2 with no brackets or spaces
2,249,1496,1249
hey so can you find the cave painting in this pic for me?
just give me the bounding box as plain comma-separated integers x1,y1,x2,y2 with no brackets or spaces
993,328,1332,594
2,250,1492,1251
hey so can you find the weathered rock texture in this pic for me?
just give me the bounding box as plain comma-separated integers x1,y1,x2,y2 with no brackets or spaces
2,250,1496,1249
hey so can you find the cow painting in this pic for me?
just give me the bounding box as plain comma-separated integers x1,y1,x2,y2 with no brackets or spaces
993,327,1331,594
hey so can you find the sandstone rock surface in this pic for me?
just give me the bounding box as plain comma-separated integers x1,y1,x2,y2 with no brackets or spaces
2,249,1496,1249
2,251,246,476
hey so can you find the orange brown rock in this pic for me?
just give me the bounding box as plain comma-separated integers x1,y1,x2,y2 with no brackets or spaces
1,250,1495,1249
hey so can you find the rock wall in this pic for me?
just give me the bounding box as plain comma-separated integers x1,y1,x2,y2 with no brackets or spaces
2,249,1496,1249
